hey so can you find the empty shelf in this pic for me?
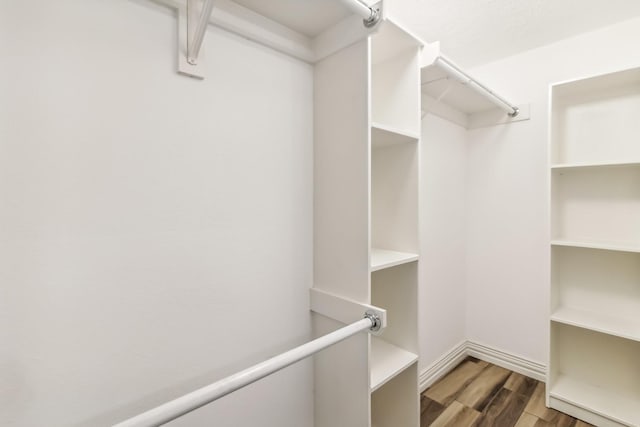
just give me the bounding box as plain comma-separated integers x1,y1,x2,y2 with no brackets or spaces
551,161,640,170
370,337,418,392
551,240,640,254
550,375,640,427
370,248,419,271
551,306,640,343
371,123,419,148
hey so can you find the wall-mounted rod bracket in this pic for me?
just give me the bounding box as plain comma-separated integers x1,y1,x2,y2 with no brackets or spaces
178,0,215,79
310,288,387,335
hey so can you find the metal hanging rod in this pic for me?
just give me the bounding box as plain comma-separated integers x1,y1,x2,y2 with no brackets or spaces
113,312,382,427
432,55,519,117
337,0,381,28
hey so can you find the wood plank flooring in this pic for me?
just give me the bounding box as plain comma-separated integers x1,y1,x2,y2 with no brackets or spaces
420,357,594,427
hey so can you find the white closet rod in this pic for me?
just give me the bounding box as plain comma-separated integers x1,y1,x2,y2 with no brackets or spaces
337,0,381,27
434,55,519,117
113,313,381,427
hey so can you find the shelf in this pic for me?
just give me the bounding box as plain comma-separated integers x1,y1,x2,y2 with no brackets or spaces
550,67,640,165
370,337,418,392
551,306,640,343
550,374,640,427
370,248,418,272
371,123,419,148
551,161,640,170
551,239,640,254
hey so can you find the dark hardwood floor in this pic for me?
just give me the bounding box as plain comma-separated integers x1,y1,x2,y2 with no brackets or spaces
420,357,593,427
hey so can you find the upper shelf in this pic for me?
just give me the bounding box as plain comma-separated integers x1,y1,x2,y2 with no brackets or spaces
169,0,386,66
231,0,353,38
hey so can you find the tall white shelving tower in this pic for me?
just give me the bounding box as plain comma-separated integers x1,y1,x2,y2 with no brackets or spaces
313,18,422,427
548,67,640,427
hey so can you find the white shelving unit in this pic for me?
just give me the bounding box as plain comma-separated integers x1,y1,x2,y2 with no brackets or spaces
369,20,421,427
313,12,422,427
548,67,640,427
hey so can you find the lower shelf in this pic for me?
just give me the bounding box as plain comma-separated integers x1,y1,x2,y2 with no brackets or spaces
549,375,640,427
370,337,418,392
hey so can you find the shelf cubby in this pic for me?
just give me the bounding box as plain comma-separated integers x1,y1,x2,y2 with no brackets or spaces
550,67,640,165
370,337,418,392
371,142,418,255
371,21,421,140
551,163,640,248
551,246,640,336
371,263,418,357
549,324,640,426
371,362,419,427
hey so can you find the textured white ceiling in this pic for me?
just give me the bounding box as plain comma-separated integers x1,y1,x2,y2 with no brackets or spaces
390,0,640,67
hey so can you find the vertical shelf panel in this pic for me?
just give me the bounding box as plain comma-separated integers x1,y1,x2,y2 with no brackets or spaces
313,39,371,427
314,40,370,301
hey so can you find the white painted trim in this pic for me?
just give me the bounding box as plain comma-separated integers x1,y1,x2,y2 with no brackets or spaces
418,341,467,392
466,341,546,382
419,340,547,392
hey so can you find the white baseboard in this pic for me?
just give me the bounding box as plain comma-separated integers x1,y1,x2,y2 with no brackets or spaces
419,341,467,392
466,341,546,382
419,340,547,392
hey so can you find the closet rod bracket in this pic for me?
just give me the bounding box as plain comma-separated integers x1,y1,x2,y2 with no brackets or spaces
362,5,381,28
178,0,215,79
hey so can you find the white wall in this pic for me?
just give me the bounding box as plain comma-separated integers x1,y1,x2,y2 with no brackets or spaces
419,114,468,369
0,1,314,426
464,17,640,365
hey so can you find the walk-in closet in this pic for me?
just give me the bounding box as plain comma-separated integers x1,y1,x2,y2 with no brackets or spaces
2,1,639,426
